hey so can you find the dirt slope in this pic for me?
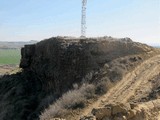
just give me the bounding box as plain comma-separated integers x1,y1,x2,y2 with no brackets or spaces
100,55,160,104
0,37,159,120
75,54,160,119
0,65,19,76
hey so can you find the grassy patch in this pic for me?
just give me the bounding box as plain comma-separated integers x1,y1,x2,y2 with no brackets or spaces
0,49,20,65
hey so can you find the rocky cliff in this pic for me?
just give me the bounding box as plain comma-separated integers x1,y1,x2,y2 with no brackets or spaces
0,36,157,120
20,37,153,94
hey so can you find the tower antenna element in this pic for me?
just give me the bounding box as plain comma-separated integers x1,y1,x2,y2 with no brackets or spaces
81,0,87,38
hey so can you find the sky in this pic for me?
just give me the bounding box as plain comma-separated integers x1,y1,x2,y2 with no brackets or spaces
0,0,160,46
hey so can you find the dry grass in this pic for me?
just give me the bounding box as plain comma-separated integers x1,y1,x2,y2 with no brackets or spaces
95,80,113,95
40,84,96,120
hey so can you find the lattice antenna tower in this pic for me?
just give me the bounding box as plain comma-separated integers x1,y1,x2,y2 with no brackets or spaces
81,0,87,38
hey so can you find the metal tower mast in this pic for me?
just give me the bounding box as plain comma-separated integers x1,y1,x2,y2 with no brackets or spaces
81,0,87,38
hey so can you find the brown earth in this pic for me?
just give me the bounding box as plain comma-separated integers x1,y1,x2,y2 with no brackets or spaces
36,37,160,120
0,65,19,76
77,55,160,120
20,37,156,95
0,36,160,120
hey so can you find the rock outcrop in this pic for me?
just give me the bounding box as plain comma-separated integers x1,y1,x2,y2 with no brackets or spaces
82,99,160,120
20,37,153,95
0,36,157,120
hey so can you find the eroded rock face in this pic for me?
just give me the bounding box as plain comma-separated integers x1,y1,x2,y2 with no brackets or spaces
20,44,35,68
91,103,131,120
92,107,111,120
20,37,153,95
87,99,160,120
0,37,156,120
111,103,131,115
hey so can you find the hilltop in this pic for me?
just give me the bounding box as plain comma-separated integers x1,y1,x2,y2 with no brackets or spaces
0,36,160,120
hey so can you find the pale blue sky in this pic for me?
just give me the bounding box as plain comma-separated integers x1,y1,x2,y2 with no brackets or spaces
0,0,160,45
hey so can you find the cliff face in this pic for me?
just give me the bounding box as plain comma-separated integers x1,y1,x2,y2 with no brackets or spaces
0,36,156,120
20,37,153,94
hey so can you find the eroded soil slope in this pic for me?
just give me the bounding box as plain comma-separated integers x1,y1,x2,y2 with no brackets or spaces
0,37,159,120
80,55,160,120
100,55,160,104
0,65,19,76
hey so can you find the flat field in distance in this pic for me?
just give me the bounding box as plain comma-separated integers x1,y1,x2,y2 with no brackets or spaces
0,49,20,65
